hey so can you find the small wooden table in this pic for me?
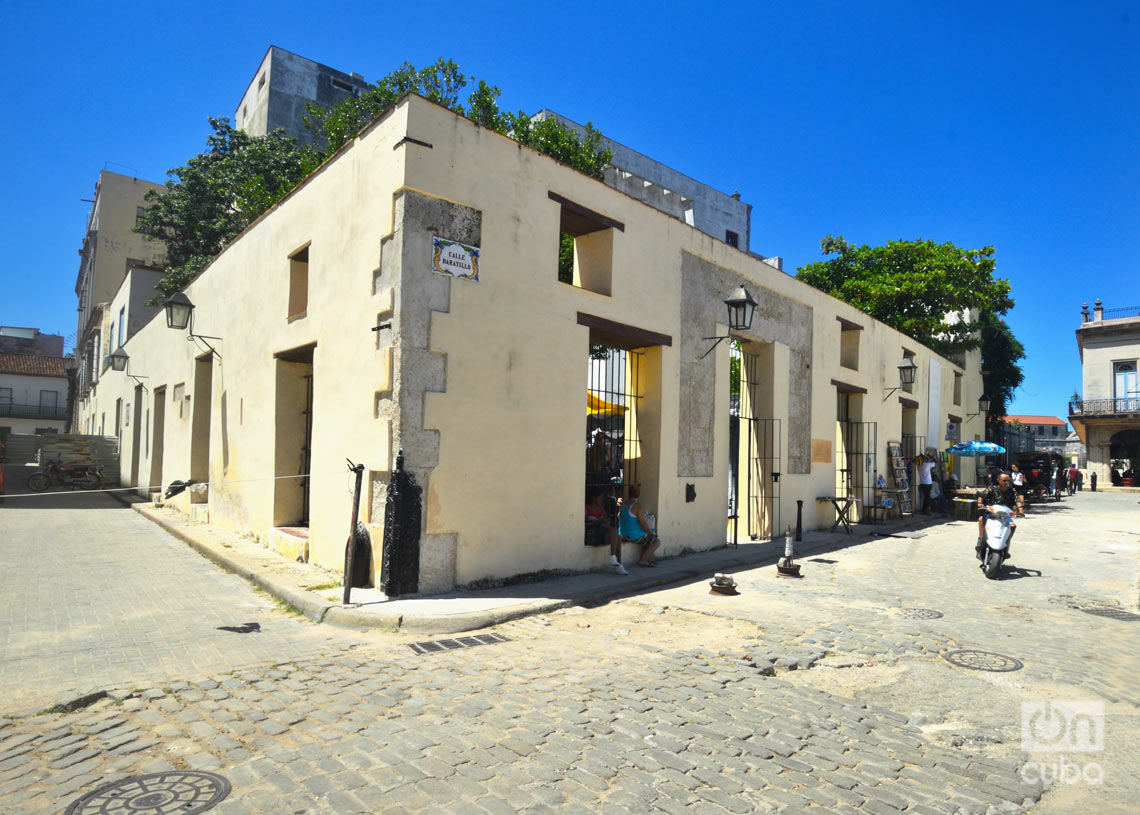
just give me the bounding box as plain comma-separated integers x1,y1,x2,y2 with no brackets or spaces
874,487,910,520
951,497,979,520
818,496,858,534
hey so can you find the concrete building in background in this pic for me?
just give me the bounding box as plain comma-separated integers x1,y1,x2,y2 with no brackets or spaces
73,171,166,421
234,46,371,147
233,48,759,256
77,94,983,594
531,110,761,258
1069,299,1140,485
1003,415,1085,467
0,326,64,357
0,351,69,436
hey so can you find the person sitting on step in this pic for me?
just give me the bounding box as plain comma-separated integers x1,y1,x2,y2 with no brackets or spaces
617,485,661,568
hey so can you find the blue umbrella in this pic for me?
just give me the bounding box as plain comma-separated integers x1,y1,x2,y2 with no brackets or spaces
946,440,1006,456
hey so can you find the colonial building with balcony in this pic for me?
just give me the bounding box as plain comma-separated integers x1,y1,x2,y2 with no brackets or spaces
1069,300,1140,486
0,352,70,436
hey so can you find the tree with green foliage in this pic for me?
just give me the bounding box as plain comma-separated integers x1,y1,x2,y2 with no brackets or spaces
141,61,612,299
137,118,318,299
796,236,1013,357
305,60,611,179
978,310,1025,417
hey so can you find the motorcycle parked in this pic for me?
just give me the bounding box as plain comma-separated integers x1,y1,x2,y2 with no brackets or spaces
26,459,104,492
977,503,1013,579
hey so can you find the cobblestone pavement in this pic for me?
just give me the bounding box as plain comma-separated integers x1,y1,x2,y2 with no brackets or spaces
0,484,359,712
1,490,1136,813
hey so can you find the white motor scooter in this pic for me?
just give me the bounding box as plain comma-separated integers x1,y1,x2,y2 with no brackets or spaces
977,504,1013,579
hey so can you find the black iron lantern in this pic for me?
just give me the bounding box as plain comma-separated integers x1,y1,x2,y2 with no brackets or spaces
978,394,991,415
724,287,758,332
164,291,194,331
109,347,129,372
898,356,917,386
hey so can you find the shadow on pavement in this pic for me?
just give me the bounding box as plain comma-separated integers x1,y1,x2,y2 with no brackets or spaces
0,465,132,511
999,565,1044,580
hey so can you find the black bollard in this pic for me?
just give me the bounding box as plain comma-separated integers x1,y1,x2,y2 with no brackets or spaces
1090,471,1097,492
795,500,803,542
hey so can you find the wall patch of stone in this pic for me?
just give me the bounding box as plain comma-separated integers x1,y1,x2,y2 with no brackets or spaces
383,189,482,592
679,251,813,476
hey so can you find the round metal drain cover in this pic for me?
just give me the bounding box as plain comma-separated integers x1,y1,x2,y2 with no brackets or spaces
65,771,231,815
943,649,1023,672
896,607,944,620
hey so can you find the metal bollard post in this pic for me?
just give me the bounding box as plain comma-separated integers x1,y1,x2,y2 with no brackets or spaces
795,500,803,542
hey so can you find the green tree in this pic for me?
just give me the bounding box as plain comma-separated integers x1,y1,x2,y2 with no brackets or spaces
137,117,318,299
304,59,468,156
796,236,1014,356
143,61,612,299
979,311,1025,417
306,60,612,180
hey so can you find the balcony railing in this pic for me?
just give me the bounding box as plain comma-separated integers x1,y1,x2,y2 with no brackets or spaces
1102,306,1140,320
0,403,68,421
1069,398,1140,416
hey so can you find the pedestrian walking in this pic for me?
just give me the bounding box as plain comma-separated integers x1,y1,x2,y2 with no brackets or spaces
916,454,936,514
1067,464,1078,496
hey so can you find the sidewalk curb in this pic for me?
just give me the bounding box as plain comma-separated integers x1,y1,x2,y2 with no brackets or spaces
129,499,956,634
132,504,336,625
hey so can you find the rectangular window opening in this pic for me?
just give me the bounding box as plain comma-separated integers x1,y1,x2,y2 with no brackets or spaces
838,318,861,371
551,192,621,296
953,372,962,406
725,230,739,248
331,77,353,93
289,244,310,320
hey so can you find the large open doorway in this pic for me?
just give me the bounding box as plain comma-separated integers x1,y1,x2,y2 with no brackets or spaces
274,345,314,527
191,355,213,484
149,386,166,494
730,343,780,542
585,343,661,531
130,384,143,486
836,392,877,522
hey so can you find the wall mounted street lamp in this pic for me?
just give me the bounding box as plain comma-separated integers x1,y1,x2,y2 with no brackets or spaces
700,286,758,359
882,356,918,400
163,292,222,359
967,394,991,420
108,347,149,389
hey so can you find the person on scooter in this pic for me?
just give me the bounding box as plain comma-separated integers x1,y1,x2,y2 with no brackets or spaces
976,472,1022,558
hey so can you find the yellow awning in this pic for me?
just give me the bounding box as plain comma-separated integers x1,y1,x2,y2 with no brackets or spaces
588,391,627,415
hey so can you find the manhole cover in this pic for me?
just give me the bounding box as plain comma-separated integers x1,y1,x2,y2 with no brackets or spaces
895,607,944,619
65,771,231,815
943,649,1023,672
1081,607,1140,622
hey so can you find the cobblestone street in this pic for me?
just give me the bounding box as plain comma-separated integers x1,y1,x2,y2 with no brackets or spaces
2,490,1138,813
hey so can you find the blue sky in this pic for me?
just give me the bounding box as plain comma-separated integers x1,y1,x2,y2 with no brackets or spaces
2,1,1136,421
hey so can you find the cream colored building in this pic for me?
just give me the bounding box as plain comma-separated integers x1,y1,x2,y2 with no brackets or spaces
1069,299,1140,485
74,171,166,418
77,94,984,593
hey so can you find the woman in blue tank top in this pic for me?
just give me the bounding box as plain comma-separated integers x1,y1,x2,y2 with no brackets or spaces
618,485,661,567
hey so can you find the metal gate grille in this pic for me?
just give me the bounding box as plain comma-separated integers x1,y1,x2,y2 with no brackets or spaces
736,349,780,540
586,348,642,523
901,434,926,462
300,373,313,526
743,418,781,539
837,397,877,521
